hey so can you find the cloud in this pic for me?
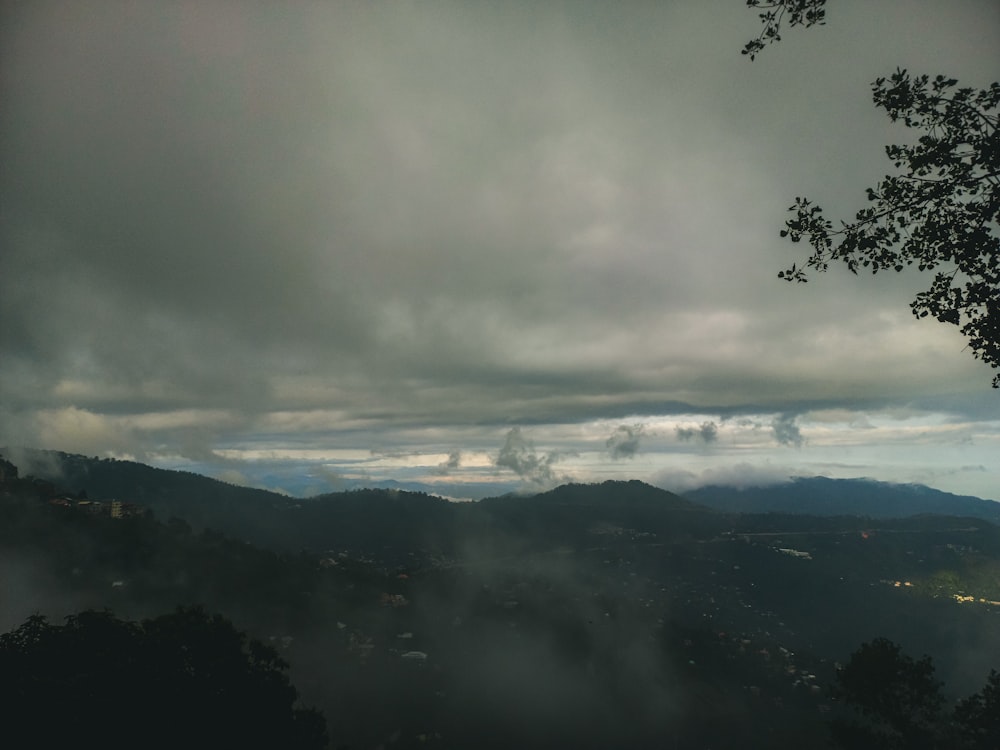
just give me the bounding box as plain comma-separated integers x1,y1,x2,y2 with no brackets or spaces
0,445,64,483
652,463,795,493
0,2,997,500
495,427,563,486
606,424,645,460
3,0,992,448
676,421,718,444
436,449,463,475
771,413,804,448
31,407,142,460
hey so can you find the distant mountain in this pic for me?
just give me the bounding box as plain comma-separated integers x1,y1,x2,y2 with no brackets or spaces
5,449,458,558
5,448,293,523
12,449,1000,565
8,451,716,558
491,479,705,511
683,476,1000,523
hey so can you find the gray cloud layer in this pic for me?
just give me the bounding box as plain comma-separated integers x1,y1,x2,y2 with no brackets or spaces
1,1,998,495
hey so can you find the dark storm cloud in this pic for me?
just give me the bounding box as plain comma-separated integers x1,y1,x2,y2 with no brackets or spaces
495,428,563,486
0,1,997,497
436,450,463,475
771,413,804,448
700,421,719,442
0,2,372,425
606,424,645,460
676,421,718,444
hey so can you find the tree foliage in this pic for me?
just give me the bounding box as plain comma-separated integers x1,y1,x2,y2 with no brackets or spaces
779,72,1000,387
954,669,1000,750
831,639,1000,750
742,0,827,60
0,607,328,750
830,637,944,749
745,1,1000,387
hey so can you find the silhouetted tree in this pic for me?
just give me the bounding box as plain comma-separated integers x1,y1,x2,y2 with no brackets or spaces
830,637,945,749
829,639,1000,750
0,607,328,750
954,669,1000,750
743,0,1000,387
741,0,827,60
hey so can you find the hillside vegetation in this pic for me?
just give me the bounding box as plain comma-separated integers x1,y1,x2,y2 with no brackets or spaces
3,451,1000,748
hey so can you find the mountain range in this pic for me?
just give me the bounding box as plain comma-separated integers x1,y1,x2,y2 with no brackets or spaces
9,448,998,533
3,447,1000,749
685,476,1000,523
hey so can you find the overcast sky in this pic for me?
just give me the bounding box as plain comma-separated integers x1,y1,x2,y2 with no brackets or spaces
2,1,999,500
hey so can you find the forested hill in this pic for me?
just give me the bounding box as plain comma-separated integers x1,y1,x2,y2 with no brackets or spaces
684,477,1000,523
7,450,718,557
9,449,1000,556
4,450,1000,748
484,479,703,511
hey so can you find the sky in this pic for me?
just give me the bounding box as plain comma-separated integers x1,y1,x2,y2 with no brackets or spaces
2,1,999,501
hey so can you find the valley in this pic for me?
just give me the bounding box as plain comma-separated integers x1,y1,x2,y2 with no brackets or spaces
2,451,999,748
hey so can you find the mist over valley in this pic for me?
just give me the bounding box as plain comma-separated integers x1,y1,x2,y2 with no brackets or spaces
3,450,999,748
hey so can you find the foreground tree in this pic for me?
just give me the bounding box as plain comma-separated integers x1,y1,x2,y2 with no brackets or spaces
744,1,1000,387
831,639,1000,750
0,607,328,750
830,637,945,749
953,669,1000,749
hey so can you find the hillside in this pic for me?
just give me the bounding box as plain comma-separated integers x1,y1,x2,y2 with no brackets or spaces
5,450,1000,748
683,476,1000,523
9,451,721,560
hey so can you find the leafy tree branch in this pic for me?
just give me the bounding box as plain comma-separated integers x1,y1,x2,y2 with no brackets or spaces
778,72,999,387
744,2,1000,386
742,0,827,60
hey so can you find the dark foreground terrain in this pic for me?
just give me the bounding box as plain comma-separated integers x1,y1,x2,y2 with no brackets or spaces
3,451,999,748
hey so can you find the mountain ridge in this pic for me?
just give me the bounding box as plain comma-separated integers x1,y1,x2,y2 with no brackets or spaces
683,476,1000,523
6,449,999,544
